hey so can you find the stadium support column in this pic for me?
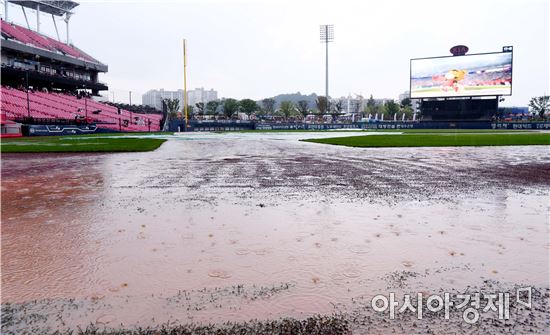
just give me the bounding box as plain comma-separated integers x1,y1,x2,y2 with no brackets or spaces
22,7,30,29
26,71,30,118
183,39,188,129
4,0,8,21
64,13,72,44
52,14,60,41
36,3,40,34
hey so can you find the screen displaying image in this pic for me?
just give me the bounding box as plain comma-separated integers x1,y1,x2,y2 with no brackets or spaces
410,52,512,98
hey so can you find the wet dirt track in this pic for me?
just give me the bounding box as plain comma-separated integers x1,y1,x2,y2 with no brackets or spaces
2,133,550,334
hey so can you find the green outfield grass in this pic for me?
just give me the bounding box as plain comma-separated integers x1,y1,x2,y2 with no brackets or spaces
1,135,167,153
222,129,366,133
302,132,550,148
365,129,534,133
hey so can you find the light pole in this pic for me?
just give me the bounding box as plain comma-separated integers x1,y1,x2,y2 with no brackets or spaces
320,24,334,114
183,39,188,129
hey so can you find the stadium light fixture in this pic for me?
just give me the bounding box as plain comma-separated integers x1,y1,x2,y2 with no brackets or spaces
320,24,334,113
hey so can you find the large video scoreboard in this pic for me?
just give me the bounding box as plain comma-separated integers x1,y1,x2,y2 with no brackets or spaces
410,51,513,99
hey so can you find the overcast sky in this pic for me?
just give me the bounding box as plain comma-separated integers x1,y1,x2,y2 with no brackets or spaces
2,0,549,106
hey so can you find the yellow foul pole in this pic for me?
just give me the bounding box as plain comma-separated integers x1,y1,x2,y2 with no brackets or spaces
183,39,188,127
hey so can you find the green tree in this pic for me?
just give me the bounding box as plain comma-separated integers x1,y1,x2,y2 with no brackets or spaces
279,101,295,119
402,105,414,119
367,94,376,109
400,97,411,107
296,100,310,118
315,96,328,114
195,102,205,115
206,100,220,115
384,100,400,117
529,96,550,118
331,99,344,121
261,98,276,115
222,98,239,119
379,104,388,118
239,99,259,116
163,98,180,119
186,105,195,119
365,94,377,116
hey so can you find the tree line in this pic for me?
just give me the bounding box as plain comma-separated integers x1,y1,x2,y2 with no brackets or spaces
162,95,550,122
162,94,417,122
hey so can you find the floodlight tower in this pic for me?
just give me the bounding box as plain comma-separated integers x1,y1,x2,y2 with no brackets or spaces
320,24,334,114
182,39,188,128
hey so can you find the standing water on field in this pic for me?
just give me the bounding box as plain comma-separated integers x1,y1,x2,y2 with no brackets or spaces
2,133,549,334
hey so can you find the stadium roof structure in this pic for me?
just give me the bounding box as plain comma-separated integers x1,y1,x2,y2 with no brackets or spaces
1,19,106,67
7,0,79,16
3,0,89,58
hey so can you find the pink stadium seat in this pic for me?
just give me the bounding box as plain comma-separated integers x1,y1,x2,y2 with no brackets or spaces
1,21,33,44
1,19,100,63
1,86,162,132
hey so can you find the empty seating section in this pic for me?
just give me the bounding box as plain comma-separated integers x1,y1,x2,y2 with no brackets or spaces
1,21,33,44
1,86,163,132
1,20,98,62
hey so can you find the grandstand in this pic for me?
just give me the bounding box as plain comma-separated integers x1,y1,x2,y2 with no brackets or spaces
1,86,163,131
1,1,163,134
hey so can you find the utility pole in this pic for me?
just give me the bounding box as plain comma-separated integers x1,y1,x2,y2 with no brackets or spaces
320,25,334,114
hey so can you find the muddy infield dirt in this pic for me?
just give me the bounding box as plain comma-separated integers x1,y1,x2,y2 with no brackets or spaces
1,132,549,334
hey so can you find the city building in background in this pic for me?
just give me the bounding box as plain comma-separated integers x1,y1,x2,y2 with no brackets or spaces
188,87,218,106
142,88,218,112
142,89,184,112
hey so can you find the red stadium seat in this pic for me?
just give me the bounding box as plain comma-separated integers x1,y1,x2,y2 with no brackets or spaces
1,86,162,132
1,19,100,63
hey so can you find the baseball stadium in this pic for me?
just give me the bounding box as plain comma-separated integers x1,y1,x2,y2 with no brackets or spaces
1,1,549,335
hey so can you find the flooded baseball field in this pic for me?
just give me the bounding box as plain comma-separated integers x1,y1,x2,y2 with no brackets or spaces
2,132,549,334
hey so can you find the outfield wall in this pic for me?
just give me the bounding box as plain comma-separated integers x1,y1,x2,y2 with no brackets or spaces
24,124,115,136
167,120,550,132
24,121,550,135
363,122,550,130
